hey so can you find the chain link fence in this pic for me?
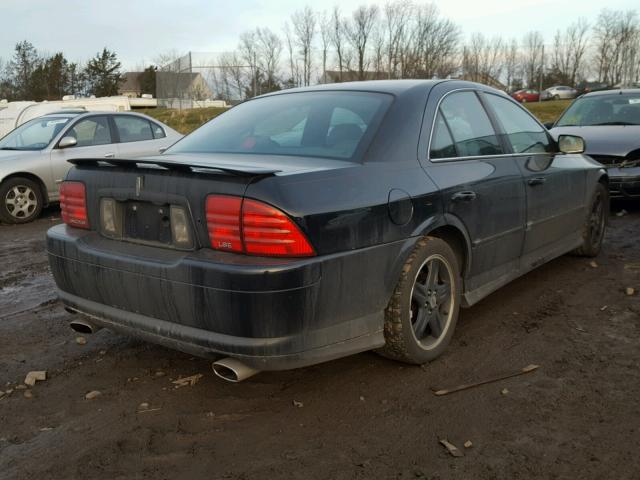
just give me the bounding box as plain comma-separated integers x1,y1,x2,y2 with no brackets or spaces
156,52,251,109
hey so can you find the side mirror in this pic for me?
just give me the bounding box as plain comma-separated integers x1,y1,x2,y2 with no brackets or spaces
58,136,77,149
543,122,554,130
558,134,585,154
159,147,167,154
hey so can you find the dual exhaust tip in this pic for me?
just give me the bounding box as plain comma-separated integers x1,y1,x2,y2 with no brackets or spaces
68,316,259,383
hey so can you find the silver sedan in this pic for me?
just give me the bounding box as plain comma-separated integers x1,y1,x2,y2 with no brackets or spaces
544,85,579,100
0,111,182,223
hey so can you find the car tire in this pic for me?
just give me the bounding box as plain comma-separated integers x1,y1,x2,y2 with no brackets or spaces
379,237,462,365
573,183,608,257
0,177,44,224
553,94,559,100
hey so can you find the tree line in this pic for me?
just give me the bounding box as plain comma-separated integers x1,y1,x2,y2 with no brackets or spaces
2,3,639,103
0,42,123,101
206,4,640,100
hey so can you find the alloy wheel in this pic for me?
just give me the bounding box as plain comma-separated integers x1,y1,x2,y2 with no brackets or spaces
409,254,455,350
5,185,38,219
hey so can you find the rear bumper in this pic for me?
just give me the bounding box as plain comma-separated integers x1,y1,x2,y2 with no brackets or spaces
46,225,409,370
608,167,640,199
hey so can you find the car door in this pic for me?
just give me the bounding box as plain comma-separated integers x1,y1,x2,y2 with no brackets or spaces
422,88,527,297
112,115,168,157
481,92,587,267
49,115,117,197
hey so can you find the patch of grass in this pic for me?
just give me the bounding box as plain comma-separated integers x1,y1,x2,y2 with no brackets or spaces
523,100,572,124
140,107,227,134
140,99,573,136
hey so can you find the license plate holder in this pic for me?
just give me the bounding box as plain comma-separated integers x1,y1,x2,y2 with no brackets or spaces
123,202,172,245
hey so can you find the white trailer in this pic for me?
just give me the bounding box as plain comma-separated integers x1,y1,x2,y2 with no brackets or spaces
0,96,133,137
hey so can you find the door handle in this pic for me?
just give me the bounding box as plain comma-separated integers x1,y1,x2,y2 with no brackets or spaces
104,153,115,158
451,191,477,202
527,177,546,186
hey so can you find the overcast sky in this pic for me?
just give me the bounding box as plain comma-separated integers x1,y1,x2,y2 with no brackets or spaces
2,0,638,69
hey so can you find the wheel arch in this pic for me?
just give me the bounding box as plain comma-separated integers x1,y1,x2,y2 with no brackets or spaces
1,172,49,206
424,216,472,279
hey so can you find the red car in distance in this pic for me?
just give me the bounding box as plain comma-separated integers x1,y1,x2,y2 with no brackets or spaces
511,89,539,103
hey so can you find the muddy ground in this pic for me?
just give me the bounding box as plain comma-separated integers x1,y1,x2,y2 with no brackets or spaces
0,204,638,480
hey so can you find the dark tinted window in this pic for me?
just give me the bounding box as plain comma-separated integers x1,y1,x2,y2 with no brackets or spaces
168,92,392,161
68,116,112,147
114,116,154,143
485,94,552,153
439,91,502,157
430,112,457,159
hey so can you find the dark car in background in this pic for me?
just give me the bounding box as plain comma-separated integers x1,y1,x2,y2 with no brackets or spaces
511,89,539,103
576,81,610,95
47,80,608,382
550,89,640,199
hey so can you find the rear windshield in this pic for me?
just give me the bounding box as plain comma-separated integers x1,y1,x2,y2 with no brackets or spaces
167,91,392,161
556,93,640,126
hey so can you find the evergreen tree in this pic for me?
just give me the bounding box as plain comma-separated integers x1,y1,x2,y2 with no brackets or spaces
84,48,122,97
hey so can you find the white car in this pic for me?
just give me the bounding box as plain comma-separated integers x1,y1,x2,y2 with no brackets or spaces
0,111,182,223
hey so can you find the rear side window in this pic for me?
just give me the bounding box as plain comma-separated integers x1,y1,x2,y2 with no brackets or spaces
151,123,166,139
430,112,457,159
167,91,392,161
114,116,154,143
439,92,503,157
484,94,552,153
68,116,113,147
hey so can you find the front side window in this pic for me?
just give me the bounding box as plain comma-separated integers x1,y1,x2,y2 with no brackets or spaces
439,91,503,157
67,116,112,147
0,117,71,151
556,94,640,126
485,94,552,154
114,116,154,143
167,91,392,162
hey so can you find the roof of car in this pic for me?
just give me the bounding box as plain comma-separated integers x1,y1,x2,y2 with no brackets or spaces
582,88,640,98
259,79,452,97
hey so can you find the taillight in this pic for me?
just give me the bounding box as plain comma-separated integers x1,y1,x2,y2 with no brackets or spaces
60,181,89,229
205,195,315,257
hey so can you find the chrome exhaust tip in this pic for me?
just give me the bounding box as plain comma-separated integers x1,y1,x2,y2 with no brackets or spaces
212,357,260,383
69,319,102,334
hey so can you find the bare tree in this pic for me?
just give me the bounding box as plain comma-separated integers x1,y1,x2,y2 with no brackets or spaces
331,6,347,81
291,6,316,86
256,27,283,92
503,38,521,91
463,33,504,84
403,4,459,79
551,18,589,85
239,30,260,96
594,9,640,85
218,51,247,100
522,31,544,88
318,10,332,83
384,0,412,79
346,5,379,80
283,22,300,87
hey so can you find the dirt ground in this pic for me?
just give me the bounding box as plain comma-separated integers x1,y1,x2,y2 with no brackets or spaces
0,203,638,480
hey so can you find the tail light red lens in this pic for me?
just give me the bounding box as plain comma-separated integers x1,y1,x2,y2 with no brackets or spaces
205,195,315,257
60,181,89,229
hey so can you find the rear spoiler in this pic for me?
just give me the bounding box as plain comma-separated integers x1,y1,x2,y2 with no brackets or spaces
68,158,280,177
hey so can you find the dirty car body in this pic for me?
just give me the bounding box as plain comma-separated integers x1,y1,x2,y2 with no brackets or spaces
47,80,608,371
550,89,640,199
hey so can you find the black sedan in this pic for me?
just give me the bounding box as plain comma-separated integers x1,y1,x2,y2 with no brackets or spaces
549,89,640,199
47,80,608,382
